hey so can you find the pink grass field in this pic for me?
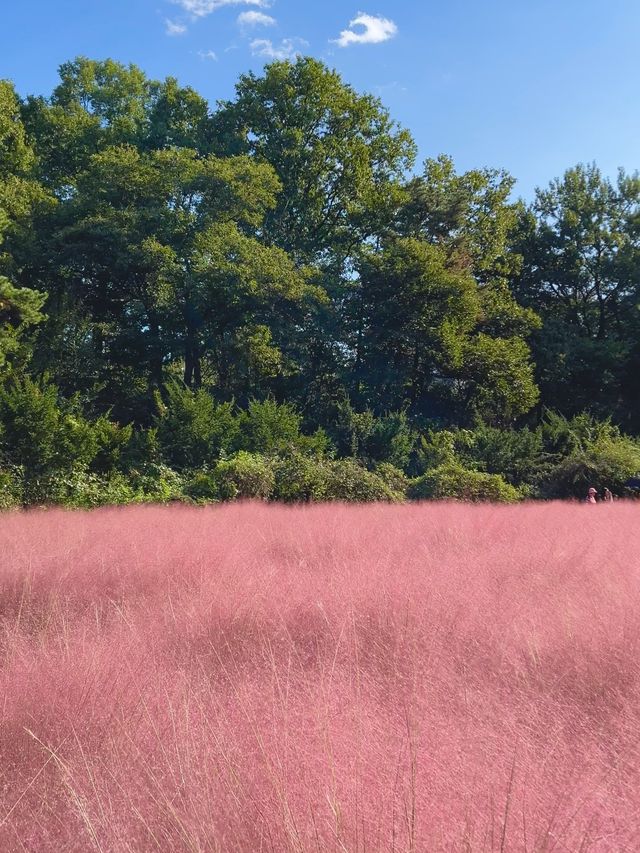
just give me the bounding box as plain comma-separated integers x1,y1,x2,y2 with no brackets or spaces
0,502,639,852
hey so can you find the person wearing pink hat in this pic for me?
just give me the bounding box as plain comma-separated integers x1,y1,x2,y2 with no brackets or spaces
586,487,598,504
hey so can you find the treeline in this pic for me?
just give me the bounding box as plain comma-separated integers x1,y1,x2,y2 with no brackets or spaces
1,57,640,507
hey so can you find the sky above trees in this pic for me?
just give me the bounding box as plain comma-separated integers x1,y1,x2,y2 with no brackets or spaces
3,0,640,199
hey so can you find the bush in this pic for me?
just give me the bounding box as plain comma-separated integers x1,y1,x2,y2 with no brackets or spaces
373,462,410,497
0,376,100,478
155,382,238,470
272,453,329,503
213,452,275,501
89,417,134,474
126,463,186,504
332,404,418,469
464,424,543,486
408,463,521,503
184,470,220,503
543,440,640,498
0,467,22,509
51,471,138,509
322,458,401,503
541,412,640,498
236,398,330,457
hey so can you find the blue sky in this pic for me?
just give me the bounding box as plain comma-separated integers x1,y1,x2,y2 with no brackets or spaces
3,0,640,198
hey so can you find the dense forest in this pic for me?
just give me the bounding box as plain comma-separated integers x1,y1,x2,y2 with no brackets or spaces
1,56,640,506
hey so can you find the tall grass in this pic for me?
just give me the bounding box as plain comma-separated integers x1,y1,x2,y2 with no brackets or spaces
0,502,638,851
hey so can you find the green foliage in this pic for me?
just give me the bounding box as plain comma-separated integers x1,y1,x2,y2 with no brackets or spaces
155,383,238,470
184,470,220,503
0,278,46,372
0,80,35,179
271,454,403,503
373,462,410,497
333,403,417,469
540,412,640,497
213,57,416,266
212,452,275,501
409,463,521,503
463,424,543,486
236,398,330,457
0,466,21,509
272,453,330,503
125,463,186,505
322,458,401,503
0,376,98,474
457,334,539,425
90,416,134,473
513,163,640,426
1,58,640,507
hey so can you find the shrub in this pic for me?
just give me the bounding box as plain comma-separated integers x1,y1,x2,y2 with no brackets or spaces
322,458,401,503
271,453,329,503
89,417,134,474
332,403,418,469
184,470,220,503
213,452,275,501
0,466,21,509
541,412,640,497
155,382,238,470
464,424,543,486
415,429,475,472
236,398,330,457
409,463,521,503
373,462,410,497
543,439,640,498
53,471,138,509
126,463,186,504
0,376,99,477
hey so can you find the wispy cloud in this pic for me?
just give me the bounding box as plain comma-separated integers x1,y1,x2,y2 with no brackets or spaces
238,10,276,29
332,12,397,48
166,18,188,35
375,81,408,96
174,0,271,19
197,49,219,60
250,37,308,61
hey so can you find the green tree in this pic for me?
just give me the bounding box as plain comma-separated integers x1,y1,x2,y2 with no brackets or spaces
213,57,415,267
514,163,640,425
0,80,48,373
31,143,317,419
21,58,213,188
354,236,538,424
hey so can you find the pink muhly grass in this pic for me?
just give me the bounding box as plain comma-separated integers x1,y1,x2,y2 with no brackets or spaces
0,501,639,851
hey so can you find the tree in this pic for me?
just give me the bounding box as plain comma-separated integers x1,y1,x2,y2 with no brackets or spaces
346,157,539,425
354,236,538,425
21,58,213,189
513,163,640,425
212,57,415,268
29,142,318,420
400,156,540,339
0,81,48,374
354,237,476,414
0,278,45,372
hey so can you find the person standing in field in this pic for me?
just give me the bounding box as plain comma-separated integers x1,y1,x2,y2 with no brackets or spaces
603,487,614,502
586,487,598,504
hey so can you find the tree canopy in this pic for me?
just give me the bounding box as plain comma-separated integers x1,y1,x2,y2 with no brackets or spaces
1,56,639,506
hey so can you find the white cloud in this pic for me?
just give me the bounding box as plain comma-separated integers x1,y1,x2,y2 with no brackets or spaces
166,18,188,35
238,10,276,28
197,49,219,60
332,12,397,48
250,37,308,61
174,0,270,19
